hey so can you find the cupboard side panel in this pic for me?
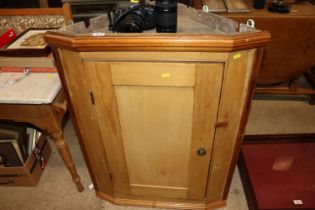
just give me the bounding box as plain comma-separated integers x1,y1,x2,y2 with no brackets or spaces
222,48,265,200
187,63,224,199
83,61,130,194
57,49,113,195
206,50,256,202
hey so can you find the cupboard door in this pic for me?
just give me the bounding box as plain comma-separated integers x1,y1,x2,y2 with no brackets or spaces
83,61,224,200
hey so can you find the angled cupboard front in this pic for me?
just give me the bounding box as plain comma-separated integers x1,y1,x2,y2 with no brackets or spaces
45,28,270,209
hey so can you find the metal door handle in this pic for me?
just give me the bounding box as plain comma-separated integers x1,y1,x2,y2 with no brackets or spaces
197,147,207,156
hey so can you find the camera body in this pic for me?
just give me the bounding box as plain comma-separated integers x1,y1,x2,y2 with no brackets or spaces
111,4,155,33
110,0,177,33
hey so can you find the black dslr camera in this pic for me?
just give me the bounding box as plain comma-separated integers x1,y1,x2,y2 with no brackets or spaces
109,0,177,33
109,3,155,33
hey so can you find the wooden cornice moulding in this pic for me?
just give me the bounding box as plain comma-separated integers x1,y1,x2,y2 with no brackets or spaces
96,191,226,209
44,31,270,52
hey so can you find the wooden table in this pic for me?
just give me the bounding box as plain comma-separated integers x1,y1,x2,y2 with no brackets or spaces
224,1,315,102
193,0,315,102
224,1,315,84
0,72,84,192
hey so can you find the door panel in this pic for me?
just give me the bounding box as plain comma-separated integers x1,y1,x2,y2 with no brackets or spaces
115,86,194,199
84,61,224,200
111,62,196,87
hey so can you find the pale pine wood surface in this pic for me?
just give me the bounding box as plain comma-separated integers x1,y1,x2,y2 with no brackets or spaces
80,52,229,62
206,49,255,202
57,50,257,207
116,86,194,199
58,50,113,194
111,62,196,87
0,56,55,68
187,63,224,199
84,61,131,195
51,31,265,207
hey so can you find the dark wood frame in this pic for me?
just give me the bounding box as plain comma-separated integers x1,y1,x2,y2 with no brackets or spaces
0,91,84,192
255,68,315,105
222,2,315,105
238,133,315,210
0,28,52,57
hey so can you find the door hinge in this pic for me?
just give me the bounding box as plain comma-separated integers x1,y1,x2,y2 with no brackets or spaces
89,92,95,105
108,171,113,182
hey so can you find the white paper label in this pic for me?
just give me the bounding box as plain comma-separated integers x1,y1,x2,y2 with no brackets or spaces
293,200,303,205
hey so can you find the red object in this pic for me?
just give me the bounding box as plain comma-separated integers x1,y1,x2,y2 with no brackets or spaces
0,28,16,48
240,140,315,210
0,66,57,73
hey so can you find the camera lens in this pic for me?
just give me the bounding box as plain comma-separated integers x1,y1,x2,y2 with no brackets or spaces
154,0,177,33
116,13,145,32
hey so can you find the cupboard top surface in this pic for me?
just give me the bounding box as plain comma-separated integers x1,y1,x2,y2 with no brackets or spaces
45,4,270,53
45,30,270,52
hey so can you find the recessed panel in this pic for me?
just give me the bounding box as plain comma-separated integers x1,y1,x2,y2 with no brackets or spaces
110,62,195,87
115,86,194,198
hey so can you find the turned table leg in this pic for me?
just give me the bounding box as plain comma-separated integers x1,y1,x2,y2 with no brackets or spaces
51,128,84,192
0,91,84,191
47,91,84,192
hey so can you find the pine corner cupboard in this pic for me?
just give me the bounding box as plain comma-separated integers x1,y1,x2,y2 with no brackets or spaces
45,18,270,209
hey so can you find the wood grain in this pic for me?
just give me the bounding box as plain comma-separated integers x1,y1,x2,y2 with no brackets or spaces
203,0,227,13
0,56,55,68
80,52,229,62
187,63,224,199
224,2,315,85
130,184,188,199
45,31,271,53
205,49,255,202
48,25,269,208
58,50,113,194
116,86,194,198
83,61,131,194
110,62,195,87
224,0,250,12
97,191,227,209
